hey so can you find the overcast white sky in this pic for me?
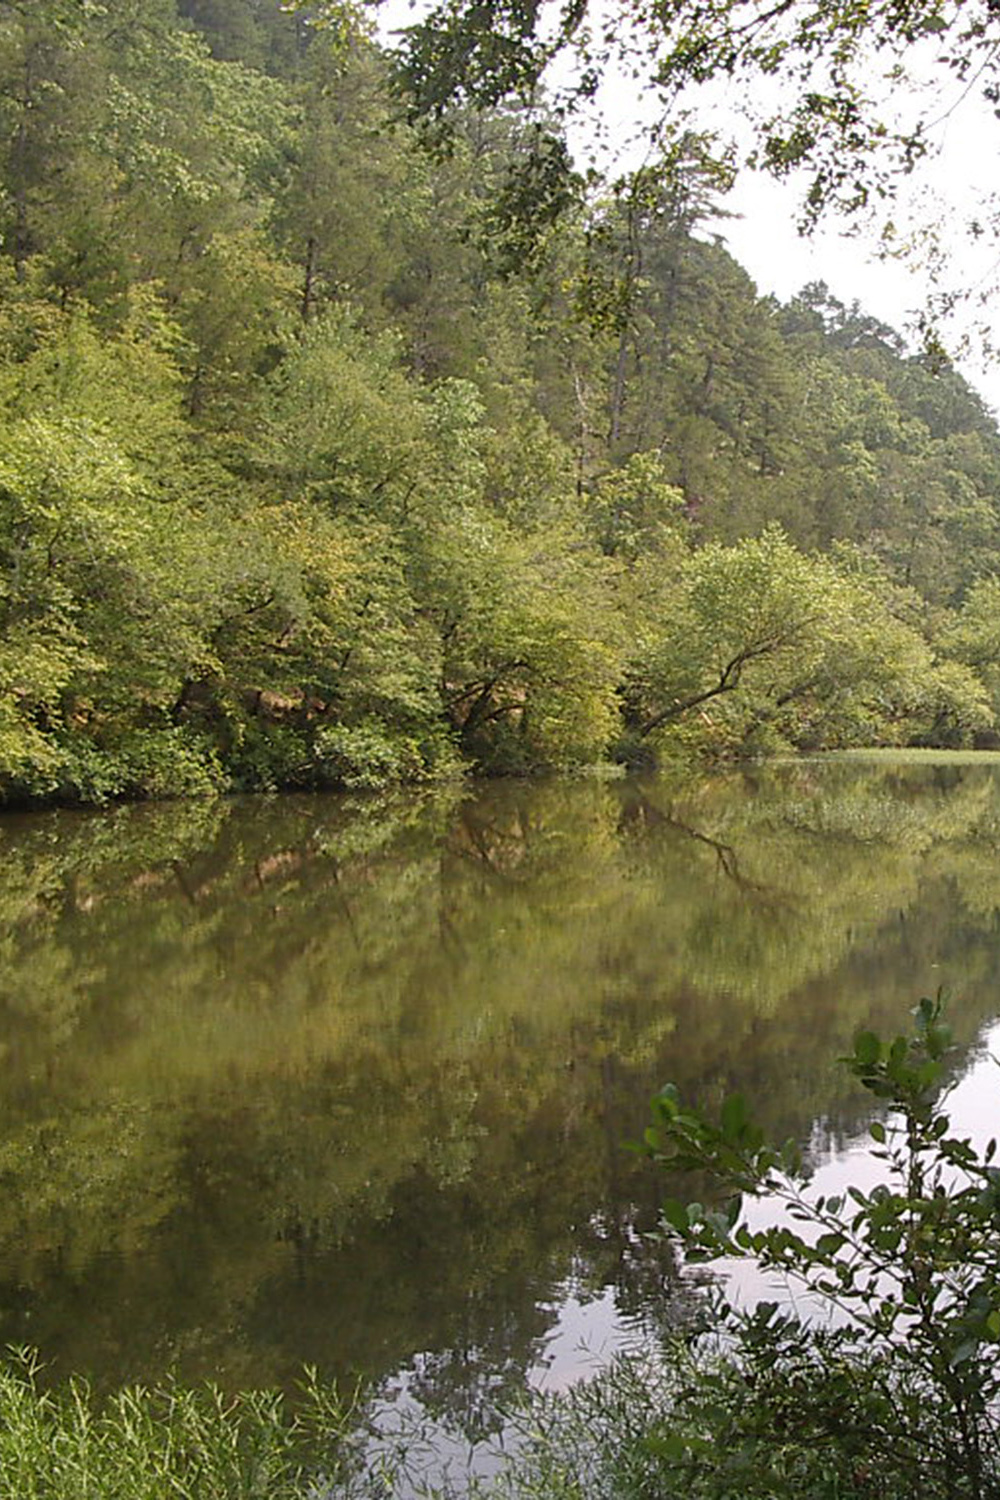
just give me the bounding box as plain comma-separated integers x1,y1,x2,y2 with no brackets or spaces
378,1,1000,412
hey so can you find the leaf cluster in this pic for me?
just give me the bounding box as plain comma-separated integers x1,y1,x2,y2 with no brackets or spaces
645,994,1000,1497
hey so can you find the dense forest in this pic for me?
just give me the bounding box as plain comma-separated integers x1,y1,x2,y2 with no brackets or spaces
4,0,1000,805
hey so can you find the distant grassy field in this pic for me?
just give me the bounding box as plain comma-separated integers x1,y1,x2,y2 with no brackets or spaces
801,749,1000,765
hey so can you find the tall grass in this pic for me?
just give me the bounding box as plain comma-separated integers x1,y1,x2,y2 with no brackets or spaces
0,1349,373,1500
466,1353,681,1500
0,1346,687,1500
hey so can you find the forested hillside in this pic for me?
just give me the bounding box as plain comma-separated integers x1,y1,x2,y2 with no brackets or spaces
3,0,1000,804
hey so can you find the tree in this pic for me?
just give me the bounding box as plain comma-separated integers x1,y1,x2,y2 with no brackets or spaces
393,0,1000,340
396,0,998,220
272,40,414,326
938,575,1000,734
621,527,836,741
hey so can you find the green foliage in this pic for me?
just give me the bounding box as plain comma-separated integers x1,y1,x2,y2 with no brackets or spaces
644,995,1000,1498
473,1340,922,1500
393,0,997,257
939,575,1000,731
258,313,426,509
587,451,686,560
0,1348,364,1500
645,1323,925,1500
480,127,583,278
313,719,451,788
2,0,1000,804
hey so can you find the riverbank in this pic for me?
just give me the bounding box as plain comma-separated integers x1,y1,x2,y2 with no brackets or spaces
9,1322,998,1500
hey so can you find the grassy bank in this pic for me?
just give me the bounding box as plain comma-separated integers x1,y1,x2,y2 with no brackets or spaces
0,1351,366,1500
9,1336,996,1500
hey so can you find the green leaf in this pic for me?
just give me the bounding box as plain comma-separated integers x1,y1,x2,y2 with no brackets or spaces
854,1030,881,1066
646,1429,712,1458
720,1092,748,1140
660,1198,690,1233
925,1022,952,1059
816,1232,847,1255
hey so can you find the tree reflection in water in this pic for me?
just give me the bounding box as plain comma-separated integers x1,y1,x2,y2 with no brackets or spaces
0,758,998,1440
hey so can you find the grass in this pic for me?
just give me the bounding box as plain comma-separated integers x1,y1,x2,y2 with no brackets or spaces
463,1353,681,1500
0,1349,375,1500
0,1346,707,1500
2,1338,994,1500
814,747,1000,764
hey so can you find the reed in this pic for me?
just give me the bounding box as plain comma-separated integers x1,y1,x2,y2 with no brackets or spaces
0,1349,364,1500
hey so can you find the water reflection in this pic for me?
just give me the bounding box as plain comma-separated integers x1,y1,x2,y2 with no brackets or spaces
0,760,999,1432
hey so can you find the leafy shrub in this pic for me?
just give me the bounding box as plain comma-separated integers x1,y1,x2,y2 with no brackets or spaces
471,1340,917,1500
229,721,313,793
110,728,227,800
1,727,225,806
642,995,1000,1499
313,720,461,790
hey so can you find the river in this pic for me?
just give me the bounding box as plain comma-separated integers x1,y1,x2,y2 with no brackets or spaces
1,754,999,1445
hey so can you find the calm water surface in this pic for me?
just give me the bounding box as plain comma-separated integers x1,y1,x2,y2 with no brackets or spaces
2,757,1000,1438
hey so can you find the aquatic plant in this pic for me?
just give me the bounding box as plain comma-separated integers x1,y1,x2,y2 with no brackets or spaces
0,1351,371,1500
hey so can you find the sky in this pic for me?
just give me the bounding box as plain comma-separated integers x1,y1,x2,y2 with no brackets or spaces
377,0,1000,412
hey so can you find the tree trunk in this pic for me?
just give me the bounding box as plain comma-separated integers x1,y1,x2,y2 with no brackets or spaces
301,235,318,322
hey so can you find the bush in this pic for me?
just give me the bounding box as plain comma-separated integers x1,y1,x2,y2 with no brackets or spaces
313,720,462,790
642,995,1000,1499
313,721,423,789
468,1340,917,1500
228,718,462,794
228,721,314,793
1,727,225,806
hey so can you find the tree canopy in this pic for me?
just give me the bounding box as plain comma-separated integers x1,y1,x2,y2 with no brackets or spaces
394,0,1000,228
1,0,1000,804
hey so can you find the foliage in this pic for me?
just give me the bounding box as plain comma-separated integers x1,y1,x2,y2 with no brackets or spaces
394,0,1000,247
643,995,1000,1498
1,2,1000,803
619,527,981,757
0,1348,379,1500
